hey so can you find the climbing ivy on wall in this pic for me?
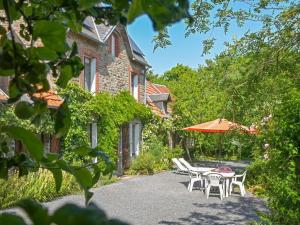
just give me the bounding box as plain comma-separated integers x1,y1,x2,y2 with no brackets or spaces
59,83,152,163
0,103,54,138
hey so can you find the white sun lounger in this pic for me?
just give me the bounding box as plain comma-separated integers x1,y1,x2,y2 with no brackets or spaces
179,158,214,173
172,158,188,174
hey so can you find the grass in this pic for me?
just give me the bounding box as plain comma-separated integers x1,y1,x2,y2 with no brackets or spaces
0,169,119,209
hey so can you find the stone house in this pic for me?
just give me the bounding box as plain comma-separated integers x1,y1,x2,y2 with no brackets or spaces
0,16,149,173
68,17,150,173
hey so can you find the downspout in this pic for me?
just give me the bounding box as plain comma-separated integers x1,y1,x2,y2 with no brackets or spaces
144,68,148,105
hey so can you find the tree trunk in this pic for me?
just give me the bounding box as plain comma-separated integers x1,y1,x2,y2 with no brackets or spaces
167,131,173,148
185,137,192,161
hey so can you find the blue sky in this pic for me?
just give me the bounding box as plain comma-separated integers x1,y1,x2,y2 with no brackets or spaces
127,5,262,75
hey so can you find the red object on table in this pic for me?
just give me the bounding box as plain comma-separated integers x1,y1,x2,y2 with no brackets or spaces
212,167,233,173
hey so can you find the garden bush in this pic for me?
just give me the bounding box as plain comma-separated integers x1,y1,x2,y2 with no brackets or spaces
131,117,183,175
245,89,300,224
129,153,156,175
129,144,184,175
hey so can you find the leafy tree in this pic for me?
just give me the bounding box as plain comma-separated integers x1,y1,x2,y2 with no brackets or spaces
154,3,299,221
160,64,195,82
0,0,190,224
154,0,298,54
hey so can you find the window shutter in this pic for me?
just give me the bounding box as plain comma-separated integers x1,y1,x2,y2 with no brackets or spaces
115,35,120,57
50,136,60,153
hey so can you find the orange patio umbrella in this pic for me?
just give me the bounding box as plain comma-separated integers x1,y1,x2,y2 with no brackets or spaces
182,118,257,159
182,118,250,133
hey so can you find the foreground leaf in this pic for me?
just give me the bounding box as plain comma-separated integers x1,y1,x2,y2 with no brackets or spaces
17,199,50,225
2,126,44,161
54,101,71,137
0,213,27,225
15,101,35,119
52,203,107,225
33,21,66,52
48,167,63,192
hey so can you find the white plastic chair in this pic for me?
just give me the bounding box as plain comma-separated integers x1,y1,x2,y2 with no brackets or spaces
187,168,202,192
172,158,188,174
205,173,225,200
229,171,247,196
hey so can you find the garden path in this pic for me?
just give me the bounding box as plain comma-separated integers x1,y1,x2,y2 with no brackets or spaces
42,161,267,225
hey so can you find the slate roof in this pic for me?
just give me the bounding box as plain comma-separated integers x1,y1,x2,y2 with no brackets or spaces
128,36,149,66
82,17,101,42
82,17,148,66
95,23,115,42
129,36,144,56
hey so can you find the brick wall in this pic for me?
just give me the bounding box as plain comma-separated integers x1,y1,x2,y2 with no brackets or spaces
99,26,146,104
99,29,131,94
67,32,101,92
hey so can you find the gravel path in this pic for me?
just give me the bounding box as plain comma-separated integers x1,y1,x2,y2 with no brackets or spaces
41,168,267,225
2,161,267,224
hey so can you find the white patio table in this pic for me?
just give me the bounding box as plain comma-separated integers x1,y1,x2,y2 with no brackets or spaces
202,170,235,198
191,167,215,173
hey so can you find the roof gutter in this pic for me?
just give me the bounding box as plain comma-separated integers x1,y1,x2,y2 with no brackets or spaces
132,57,151,68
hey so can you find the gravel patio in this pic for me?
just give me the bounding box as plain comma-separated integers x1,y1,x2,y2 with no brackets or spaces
40,160,267,225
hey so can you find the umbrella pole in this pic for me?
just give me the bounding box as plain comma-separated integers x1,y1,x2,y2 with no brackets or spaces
217,133,224,165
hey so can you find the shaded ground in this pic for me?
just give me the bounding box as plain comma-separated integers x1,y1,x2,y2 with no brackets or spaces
4,161,267,225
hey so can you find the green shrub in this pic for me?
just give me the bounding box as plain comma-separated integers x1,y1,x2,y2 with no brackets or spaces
129,145,184,175
129,153,156,175
246,159,269,197
0,169,80,209
246,89,300,224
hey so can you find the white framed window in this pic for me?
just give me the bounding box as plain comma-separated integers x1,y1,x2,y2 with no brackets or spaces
131,74,138,100
84,57,96,93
